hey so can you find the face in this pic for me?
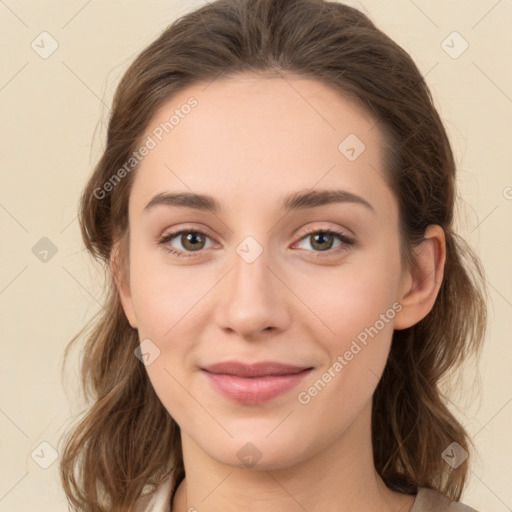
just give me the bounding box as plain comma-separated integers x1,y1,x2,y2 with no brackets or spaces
118,74,413,469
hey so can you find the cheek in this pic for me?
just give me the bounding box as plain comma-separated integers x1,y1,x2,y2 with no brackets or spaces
297,250,402,344
293,246,402,403
128,242,209,338
127,250,202,419
127,246,209,415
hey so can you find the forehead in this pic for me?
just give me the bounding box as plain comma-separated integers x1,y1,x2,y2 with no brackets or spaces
129,73,393,218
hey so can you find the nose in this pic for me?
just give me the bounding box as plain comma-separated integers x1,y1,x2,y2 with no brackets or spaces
212,243,291,341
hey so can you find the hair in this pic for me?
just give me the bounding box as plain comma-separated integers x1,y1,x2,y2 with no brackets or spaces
59,0,488,510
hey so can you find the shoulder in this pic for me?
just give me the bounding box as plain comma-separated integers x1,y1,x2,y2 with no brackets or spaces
412,487,480,512
134,480,482,512
133,473,176,512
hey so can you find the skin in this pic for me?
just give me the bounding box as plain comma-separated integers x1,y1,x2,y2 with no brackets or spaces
113,73,446,512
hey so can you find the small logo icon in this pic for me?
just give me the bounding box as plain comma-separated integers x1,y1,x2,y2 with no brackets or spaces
31,441,58,469
134,338,161,366
236,236,263,264
441,442,468,469
31,31,59,59
236,442,263,468
338,133,366,161
441,31,468,59
32,237,58,263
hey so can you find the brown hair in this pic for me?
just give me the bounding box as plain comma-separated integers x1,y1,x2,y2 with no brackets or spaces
59,0,487,510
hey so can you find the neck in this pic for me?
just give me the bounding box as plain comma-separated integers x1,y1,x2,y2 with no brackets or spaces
172,401,415,512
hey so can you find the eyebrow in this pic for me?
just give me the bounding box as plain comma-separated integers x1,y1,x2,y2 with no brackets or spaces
143,189,374,213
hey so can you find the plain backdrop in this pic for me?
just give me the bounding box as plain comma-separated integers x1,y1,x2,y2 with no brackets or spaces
0,1,511,510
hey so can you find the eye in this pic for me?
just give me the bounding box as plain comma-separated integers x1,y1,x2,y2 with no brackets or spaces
158,226,355,259
158,228,216,258
293,227,354,257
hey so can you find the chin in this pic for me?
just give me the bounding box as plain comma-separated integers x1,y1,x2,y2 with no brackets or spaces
198,433,311,471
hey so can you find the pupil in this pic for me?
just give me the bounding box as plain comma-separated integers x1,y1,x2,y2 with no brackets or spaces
313,233,332,250
184,232,203,250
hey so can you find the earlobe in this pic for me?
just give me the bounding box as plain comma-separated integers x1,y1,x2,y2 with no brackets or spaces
110,238,138,329
394,225,446,330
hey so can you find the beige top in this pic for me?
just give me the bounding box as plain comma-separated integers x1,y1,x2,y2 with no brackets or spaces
134,474,479,512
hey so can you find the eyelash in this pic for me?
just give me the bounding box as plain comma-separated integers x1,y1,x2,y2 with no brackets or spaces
158,226,355,259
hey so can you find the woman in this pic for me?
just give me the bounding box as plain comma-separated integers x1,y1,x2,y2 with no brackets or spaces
59,0,487,510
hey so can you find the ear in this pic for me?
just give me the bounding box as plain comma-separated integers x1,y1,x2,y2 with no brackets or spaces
394,225,446,330
110,236,138,329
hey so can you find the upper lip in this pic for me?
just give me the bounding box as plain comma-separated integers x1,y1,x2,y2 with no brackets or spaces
201,361,313,378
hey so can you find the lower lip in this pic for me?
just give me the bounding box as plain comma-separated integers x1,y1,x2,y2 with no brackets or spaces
202,369,313,405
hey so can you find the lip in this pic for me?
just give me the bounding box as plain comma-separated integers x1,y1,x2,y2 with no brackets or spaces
202,360,312,377
201,361,314,404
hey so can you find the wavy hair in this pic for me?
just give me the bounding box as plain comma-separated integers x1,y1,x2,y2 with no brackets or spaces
59,0,487,510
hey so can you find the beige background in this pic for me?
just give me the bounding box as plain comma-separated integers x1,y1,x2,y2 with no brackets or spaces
0,1,511,510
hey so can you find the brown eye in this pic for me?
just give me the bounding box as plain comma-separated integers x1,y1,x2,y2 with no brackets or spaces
159,229,215,257
294,228,355,257
180,232,207,251
309,232,336,251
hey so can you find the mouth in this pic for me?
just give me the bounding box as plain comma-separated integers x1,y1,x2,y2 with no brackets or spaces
201,360,313,377
200,361,314,404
